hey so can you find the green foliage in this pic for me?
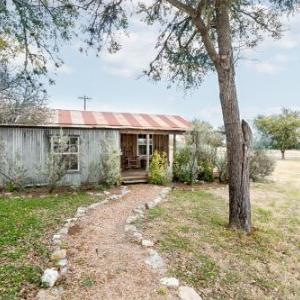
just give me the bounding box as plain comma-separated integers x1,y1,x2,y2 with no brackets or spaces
99,138,121,187
149,151,169,185
0,139,28,191
0,192,105,299
46,131,69,192
198,161,214,182
250,150,276,182
174,146,198,184
174,120,223,184
215,154,228,183
255,108,300,158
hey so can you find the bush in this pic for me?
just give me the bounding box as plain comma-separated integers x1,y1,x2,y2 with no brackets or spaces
250,149,275,181
198,161,214,182
99,139,121,187
173,146,198,184
215,154,228,183
149,151,169,185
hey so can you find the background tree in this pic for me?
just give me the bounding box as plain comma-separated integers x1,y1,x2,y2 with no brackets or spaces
255,108,300,159
0,62,48,124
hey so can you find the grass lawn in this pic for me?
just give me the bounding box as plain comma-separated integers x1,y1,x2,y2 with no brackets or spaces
143,152,300,299
0,192,104,299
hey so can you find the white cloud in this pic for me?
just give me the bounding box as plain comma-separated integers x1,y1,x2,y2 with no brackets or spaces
99,29,158,78
246,52,295,74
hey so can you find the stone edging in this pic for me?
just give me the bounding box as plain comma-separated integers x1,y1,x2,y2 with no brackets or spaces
37,186,130,298
124,186,203,300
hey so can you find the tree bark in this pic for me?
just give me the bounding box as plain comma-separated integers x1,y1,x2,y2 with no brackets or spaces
281,150,285,159
215,0,252,232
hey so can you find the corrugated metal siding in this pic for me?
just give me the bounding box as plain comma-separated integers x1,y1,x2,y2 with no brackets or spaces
0,127,119,187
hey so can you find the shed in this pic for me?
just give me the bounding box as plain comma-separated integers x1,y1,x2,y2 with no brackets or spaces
0,109,191,186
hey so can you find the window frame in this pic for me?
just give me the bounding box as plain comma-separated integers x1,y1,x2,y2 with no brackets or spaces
50,135,80,173
137,134,153,156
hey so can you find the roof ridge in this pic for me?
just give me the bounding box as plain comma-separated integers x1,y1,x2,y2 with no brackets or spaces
51,108,183,118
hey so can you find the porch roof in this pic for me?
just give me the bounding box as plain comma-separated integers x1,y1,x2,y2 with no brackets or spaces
44,109,191,132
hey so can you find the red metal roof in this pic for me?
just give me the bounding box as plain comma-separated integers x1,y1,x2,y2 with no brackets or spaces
46,109,191,131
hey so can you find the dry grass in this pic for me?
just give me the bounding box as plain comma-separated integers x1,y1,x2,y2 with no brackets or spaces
142,151,300,300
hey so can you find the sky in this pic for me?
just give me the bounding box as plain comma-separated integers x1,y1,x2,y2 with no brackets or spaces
46,11,300,127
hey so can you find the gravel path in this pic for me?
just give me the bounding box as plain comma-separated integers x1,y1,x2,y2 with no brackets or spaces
62,184,176,300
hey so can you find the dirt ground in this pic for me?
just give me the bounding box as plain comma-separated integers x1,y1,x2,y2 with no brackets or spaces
61,184,177,300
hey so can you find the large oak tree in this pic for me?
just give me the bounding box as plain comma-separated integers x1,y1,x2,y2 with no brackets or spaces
1,0,298,231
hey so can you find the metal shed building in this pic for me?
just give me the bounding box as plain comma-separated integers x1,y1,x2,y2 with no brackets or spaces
0,109,191,187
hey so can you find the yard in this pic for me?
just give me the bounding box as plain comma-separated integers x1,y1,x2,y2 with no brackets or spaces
0,151,299,300
142,151,300,299
0,191,105,299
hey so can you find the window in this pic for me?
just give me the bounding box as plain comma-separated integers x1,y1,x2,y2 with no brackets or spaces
137,134,153,156
50,136,80,172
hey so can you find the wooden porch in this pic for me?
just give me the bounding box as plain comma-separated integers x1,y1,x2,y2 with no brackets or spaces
120,132,174,184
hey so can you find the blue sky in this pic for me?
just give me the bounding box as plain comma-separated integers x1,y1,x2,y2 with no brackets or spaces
47,13,300,127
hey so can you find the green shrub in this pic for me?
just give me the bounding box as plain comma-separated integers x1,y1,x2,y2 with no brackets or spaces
198,161,214,182
149,151,169,185
173,146,198,184
215,154,228,183
99,139,121,187
250,149,275,181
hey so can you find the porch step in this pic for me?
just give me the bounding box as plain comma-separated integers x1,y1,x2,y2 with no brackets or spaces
122,178,148,184
121,174,148,184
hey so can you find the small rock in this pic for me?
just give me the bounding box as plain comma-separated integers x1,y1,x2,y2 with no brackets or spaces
179,286,203,300
142,239,154,247
103,191,110,196
160,277,179,288
130,231,143,242
51,249,67,261
124,224,137,233
109,194,120,201
57,258,68,268
126,214,140,224
89,202,102,209
133,208,144,215
52,239,61,246
145,249,165,270
58,227,68,235
60,266,68,275
41,268,60,288
36,287,64,300
145,201,155,209
52,234,61,241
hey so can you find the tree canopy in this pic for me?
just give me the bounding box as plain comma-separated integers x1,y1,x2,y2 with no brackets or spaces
255,108,300,159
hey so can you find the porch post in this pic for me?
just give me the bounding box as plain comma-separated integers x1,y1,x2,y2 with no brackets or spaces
146,133,150,172
173,133,177,160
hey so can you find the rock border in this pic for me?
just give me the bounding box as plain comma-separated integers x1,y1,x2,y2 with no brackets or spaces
124,186,203,300
37,186,130,298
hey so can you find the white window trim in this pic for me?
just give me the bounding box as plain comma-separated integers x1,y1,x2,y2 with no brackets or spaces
50,135,80,173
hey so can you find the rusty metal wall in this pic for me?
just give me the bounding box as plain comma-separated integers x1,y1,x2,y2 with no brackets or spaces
0,127,120,187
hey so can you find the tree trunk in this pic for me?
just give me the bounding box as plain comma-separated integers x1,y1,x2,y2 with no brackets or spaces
215,0,252,232
281,150,285,159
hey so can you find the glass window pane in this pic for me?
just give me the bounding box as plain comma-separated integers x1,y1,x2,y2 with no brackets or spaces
138,145,147,155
